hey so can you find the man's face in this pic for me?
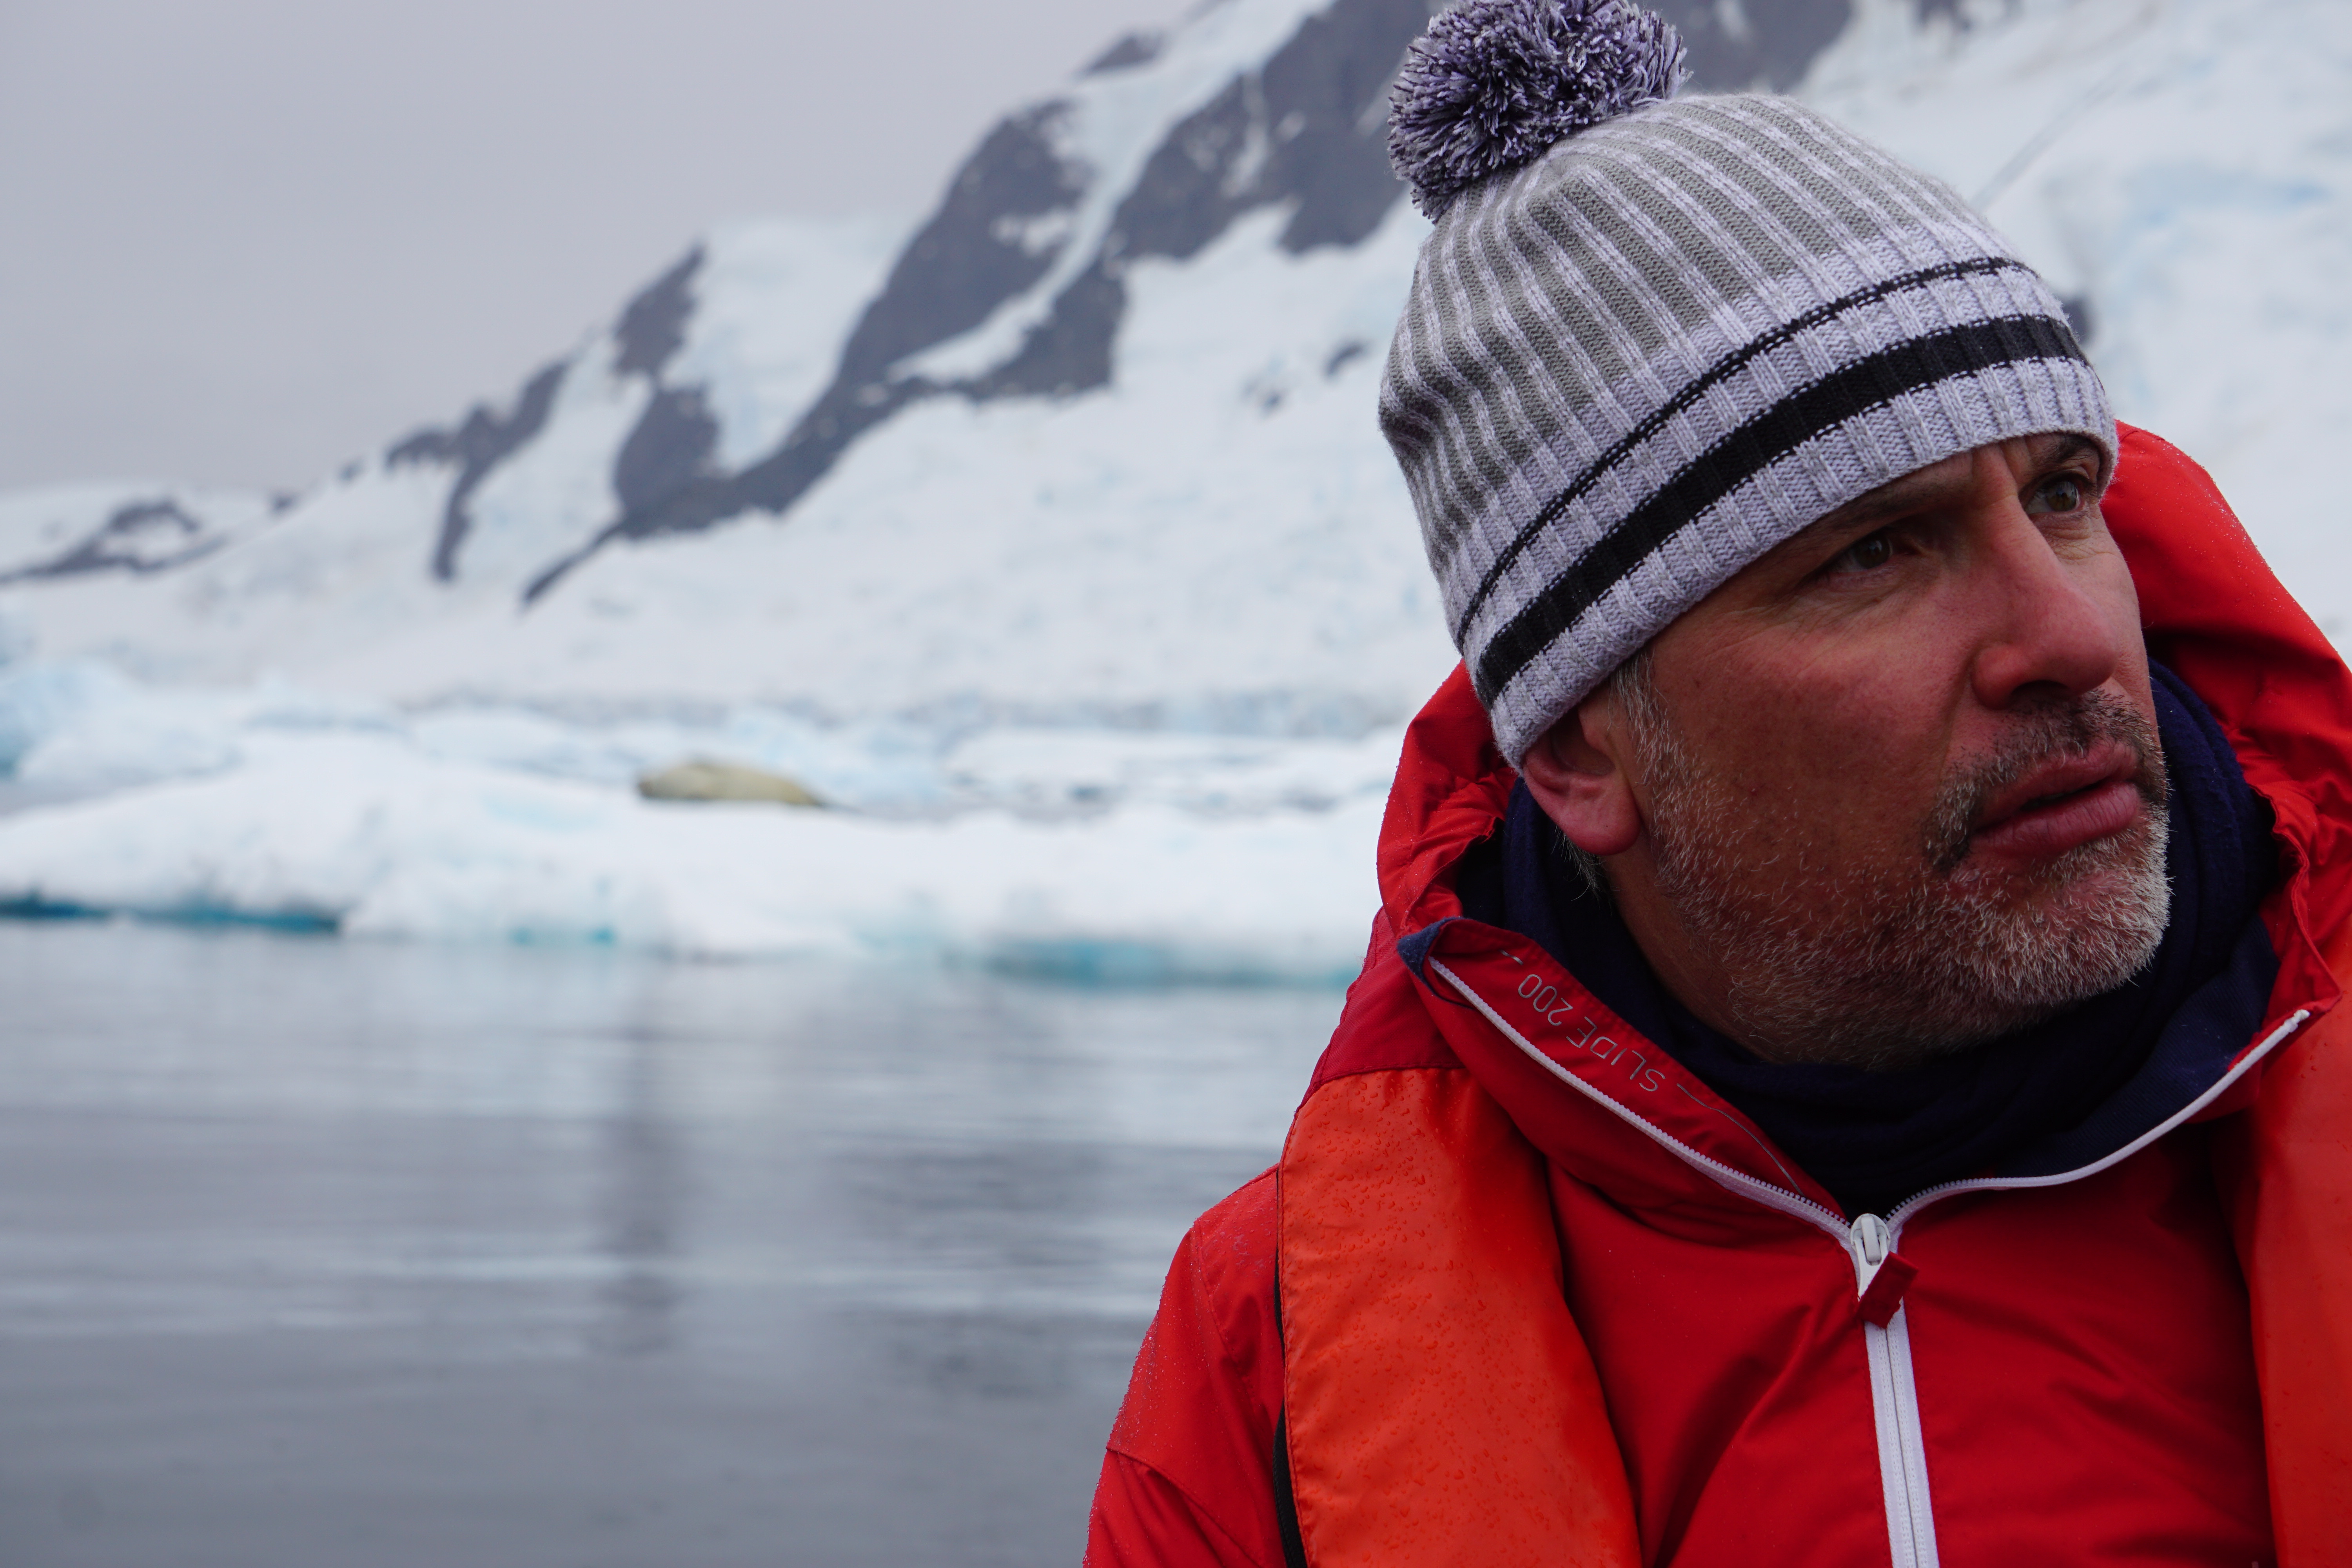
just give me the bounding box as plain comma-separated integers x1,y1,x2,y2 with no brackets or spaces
1564,434,2171,1069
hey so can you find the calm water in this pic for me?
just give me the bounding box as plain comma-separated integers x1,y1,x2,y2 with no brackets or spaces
0,920,1337,1566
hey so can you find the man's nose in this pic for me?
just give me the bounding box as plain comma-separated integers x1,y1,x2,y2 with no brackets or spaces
1966,504,2127,712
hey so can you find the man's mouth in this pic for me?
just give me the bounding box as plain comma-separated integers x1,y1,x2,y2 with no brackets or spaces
1966,746,2146,864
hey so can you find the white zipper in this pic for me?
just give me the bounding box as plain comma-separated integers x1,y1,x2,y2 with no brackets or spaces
1426,958,2310,1565
1839,1210,1936,1567
1867,1300,1939,1568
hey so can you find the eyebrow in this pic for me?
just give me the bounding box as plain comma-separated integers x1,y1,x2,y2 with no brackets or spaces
1798,433,2106,543
1769,435,2107,571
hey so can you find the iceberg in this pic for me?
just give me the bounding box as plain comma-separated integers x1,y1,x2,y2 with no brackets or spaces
0,722,1387,981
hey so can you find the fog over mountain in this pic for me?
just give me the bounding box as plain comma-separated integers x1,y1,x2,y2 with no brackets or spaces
0,0,2344,971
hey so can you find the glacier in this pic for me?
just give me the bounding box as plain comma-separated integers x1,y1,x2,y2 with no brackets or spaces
0,0,2345,977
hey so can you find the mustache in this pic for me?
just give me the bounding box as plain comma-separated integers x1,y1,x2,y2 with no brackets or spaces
1926,691,2167,873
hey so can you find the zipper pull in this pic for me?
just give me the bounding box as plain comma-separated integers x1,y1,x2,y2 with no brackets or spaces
1848,1212,1918,1327
1852,1212,1890,1269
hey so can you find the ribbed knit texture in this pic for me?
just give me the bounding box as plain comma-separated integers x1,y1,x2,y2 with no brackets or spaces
1379,93,2114,765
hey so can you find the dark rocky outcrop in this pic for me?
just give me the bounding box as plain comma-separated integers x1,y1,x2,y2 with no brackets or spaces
494,0,1874,601
612,247,705,379
387,359,567,581
613,387,722,517
1084,31,1167,75
526,0,1446,600
0,498,225,583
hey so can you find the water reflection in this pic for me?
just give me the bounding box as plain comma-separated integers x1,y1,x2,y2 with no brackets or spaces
0,920,1335,1567
591,1033,682,1360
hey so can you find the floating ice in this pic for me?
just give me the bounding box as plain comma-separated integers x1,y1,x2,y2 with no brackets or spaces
0,721,1386,981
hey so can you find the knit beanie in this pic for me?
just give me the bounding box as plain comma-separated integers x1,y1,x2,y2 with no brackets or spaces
1381,0,2114,767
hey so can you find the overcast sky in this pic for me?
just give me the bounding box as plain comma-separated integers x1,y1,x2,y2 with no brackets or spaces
0,0,1181,494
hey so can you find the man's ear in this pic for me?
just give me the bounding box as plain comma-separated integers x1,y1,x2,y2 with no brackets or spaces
1517,695,1642,858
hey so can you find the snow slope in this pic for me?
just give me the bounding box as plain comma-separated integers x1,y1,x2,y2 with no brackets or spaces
0,0,2345,971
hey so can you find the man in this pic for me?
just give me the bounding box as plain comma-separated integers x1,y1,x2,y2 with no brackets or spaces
1086,1,2352,1564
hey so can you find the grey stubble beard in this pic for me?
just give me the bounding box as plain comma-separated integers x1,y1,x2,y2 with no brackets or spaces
1629,679,2173,1072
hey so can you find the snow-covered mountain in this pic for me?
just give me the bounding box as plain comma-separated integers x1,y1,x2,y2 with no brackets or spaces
1,0,2346,971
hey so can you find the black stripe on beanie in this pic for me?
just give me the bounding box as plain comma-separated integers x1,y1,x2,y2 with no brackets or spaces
1451,256,2033,643
1472,312,2090,706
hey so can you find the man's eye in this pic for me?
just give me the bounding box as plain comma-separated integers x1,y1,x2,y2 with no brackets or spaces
1830,531,1894,573
2029,474,2089,514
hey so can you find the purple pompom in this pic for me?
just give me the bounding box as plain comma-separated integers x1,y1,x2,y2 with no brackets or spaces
1388,0,1687,216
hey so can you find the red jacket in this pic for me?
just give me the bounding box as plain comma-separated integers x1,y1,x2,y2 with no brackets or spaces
1085,427,2352,1567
